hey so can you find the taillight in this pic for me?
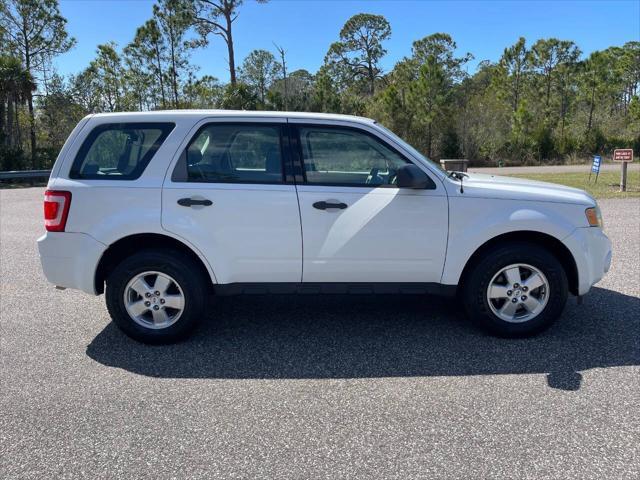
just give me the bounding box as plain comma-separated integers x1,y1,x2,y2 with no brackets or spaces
44,190,72,232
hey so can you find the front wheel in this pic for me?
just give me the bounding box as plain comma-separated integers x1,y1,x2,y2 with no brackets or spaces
462,242,568,337
105,249,208,344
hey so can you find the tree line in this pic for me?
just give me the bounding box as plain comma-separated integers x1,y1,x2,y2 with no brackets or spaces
1,0,638,171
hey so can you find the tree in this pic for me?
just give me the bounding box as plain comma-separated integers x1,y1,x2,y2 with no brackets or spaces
412,33,472,82
497,37,529,112
122,49,152,111
325,13,391,95
529,38,580,119
1,2,638,171
0,55,35,149
239,49,280,106
0,0,75,166
377,59,417,138
555,53,580,146
408,34,471,158
192,0,268,85
273,43,287,109
269,69,314,111
409,55,448,157
219,82,257,109
579,50,616,134
610,41,640,115
36,73,85,159
452,61,512,163
183,74,223,107
312,65,340,112
89,43,125,112
124,19,168,109
153,0,197,107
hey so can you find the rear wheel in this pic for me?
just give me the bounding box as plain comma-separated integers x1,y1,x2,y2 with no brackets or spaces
462,242,568,337
106,249,208,344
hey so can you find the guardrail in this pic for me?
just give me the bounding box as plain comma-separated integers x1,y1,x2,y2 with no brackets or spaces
0,170,51,181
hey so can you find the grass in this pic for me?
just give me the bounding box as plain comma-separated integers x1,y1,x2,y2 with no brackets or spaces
508,170,640,199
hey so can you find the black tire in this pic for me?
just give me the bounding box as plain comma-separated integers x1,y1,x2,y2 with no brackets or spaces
105,249,208,344
462,242,568,337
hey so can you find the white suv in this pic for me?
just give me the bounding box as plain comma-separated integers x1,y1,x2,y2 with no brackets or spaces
38,111,612,343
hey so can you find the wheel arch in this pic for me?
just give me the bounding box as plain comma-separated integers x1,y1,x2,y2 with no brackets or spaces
458,231,579,296
94,233,216,294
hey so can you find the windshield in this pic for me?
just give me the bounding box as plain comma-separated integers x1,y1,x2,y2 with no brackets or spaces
374,122,442,172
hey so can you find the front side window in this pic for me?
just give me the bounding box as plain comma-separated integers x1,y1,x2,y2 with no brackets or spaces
298,126,408,187
183,124,284,183
70,123,174,180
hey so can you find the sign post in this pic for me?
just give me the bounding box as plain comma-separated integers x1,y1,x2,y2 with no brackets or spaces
590,155,601,183
613,149,634,192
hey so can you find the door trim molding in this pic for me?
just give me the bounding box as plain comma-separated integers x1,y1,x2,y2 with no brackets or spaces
213,282,457,297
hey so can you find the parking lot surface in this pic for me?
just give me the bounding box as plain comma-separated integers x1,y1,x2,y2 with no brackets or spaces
1,187,639,479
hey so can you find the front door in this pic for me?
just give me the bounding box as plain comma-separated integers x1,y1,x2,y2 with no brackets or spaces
290,122,448,284
162,119,302,284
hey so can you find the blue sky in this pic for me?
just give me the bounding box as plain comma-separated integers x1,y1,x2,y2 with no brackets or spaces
56,0,640,81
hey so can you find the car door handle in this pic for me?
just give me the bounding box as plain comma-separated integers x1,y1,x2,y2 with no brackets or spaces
177,197,213,207
313,201,348,210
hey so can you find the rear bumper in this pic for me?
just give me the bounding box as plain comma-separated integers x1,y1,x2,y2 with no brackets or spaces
37,232,106,295
563,227,612,296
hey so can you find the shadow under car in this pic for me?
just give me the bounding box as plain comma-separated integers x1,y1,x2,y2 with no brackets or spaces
86,286,639,391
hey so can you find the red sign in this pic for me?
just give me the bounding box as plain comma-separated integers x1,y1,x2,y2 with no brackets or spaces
613,149,634,162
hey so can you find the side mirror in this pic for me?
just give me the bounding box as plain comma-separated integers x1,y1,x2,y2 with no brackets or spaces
396,164,432,189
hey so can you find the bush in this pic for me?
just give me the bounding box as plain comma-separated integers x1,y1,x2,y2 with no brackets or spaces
532,124,556,162
441,127,462,159
219,83,258,110
582,128,607,155
0,146,28,171
34,147,58,169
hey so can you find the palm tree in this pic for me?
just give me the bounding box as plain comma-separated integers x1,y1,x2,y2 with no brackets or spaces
0,55,36,149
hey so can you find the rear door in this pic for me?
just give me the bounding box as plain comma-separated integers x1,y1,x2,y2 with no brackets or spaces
162,118,302,284
290,120,448,284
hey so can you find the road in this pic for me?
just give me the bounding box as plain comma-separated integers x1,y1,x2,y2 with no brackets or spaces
471,163,640,175
1,188,639,479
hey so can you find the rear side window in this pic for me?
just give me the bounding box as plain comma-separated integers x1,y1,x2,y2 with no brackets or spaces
176,124,284,184
70,123,174,180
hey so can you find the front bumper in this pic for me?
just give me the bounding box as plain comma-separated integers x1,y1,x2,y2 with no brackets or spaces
563,227,612,296
37,232,107,295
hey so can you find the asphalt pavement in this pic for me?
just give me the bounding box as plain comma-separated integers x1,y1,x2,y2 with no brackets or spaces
1,187,639,479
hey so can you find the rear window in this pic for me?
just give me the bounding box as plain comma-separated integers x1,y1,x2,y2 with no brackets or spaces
69,122,174,180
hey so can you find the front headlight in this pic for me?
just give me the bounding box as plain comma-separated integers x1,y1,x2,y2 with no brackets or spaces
585,206,603,228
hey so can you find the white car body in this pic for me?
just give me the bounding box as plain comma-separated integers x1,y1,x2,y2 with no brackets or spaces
38,110,612,304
